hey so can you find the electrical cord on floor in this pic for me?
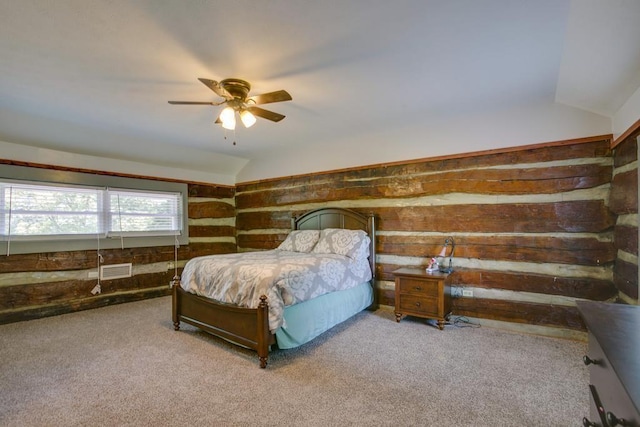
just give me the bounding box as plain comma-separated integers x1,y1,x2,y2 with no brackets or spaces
445,315,481,328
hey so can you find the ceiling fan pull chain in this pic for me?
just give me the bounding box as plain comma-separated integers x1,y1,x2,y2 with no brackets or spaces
223,127,237,145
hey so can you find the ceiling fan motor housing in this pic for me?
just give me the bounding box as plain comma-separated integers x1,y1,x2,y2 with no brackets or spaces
220,78,251,101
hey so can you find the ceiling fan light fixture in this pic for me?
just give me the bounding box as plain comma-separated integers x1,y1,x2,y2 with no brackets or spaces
221,116,236,130
219,106,235,122
219,106,236,130
240,110,256,128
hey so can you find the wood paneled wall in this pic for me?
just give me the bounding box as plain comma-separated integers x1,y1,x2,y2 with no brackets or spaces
611,132,639,301
0,182,236,324
235,136,618,332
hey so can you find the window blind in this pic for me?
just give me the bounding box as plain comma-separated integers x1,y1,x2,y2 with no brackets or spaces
107,188,183,237
0,181,102,240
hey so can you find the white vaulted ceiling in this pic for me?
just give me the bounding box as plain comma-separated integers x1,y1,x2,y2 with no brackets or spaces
1,0,639,184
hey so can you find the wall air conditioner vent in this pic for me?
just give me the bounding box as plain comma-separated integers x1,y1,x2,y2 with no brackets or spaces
100,263,132,280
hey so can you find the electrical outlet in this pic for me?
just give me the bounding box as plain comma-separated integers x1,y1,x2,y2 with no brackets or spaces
167,262,175,270
462,289,474,297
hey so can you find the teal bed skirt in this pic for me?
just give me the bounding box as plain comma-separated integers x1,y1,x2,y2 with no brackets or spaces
274,281,374,349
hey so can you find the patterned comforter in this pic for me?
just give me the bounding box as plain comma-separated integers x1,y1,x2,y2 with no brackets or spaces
180,250,372,331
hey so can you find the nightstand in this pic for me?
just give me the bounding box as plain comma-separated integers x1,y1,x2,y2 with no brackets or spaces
393,268,451,330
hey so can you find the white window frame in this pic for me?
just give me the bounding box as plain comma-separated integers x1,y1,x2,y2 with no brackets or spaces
0,180,104,241
105,187,184,238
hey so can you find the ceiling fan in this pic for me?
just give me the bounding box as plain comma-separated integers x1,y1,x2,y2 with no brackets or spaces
168,78,292,130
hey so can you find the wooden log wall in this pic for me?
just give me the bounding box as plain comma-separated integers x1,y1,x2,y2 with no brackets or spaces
235,136,618,333
3,133,635,330
610,130,639,302
0,180,236,324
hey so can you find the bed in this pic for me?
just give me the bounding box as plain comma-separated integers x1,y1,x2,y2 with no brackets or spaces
171,207,377,368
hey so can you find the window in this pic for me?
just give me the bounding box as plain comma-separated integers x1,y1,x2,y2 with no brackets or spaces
1,181,183,241
107,189,183,237
1,182,101,239
0,164,189,255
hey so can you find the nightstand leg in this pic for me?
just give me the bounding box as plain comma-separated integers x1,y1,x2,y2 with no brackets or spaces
437,319,445,330
395,313,402,322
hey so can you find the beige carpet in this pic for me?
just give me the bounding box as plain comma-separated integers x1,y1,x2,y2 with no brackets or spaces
0,296,588,426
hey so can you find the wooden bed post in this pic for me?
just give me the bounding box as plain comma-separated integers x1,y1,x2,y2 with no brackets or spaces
257,295,270,368
367,213,378,310
172,275,181,331
367,213,376,281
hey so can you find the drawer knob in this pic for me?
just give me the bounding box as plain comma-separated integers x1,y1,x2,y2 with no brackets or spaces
414,286,422,291
606,412,627,426
583,355,599,366
582,417,598,427
415,302,421,307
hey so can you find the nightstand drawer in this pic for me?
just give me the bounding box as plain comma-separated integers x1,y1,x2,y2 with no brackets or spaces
397,277,439,297
398,294,439,317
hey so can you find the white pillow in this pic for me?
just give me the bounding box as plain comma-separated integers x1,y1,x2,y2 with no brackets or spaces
276,230,321,253
311,228,370,260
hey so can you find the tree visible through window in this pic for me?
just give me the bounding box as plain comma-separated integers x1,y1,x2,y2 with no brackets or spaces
108,189,183,237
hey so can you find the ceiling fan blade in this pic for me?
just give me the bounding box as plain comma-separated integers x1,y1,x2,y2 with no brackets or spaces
198,78,231,99
247,90,292,105
168,101,224,105
247,106,286,122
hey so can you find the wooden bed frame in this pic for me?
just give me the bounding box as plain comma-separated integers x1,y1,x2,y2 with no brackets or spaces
172,207,376,368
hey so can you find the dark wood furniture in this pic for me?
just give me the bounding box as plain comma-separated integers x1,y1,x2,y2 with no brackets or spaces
393,268,450,330
577,301,639,427
172,207,376,368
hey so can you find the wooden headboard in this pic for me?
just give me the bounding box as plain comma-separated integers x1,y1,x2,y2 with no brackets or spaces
292,207,376,280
